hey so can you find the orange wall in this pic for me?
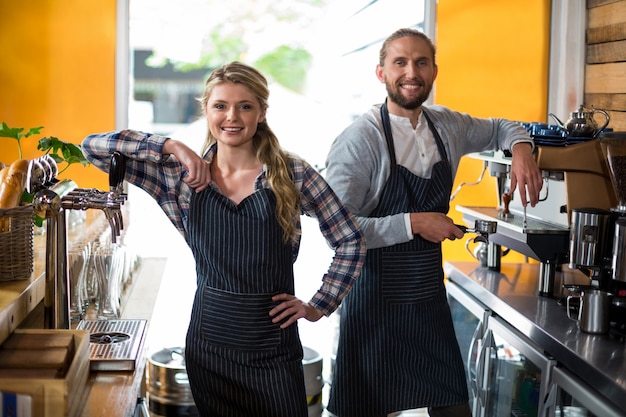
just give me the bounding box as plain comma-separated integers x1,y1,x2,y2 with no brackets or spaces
436,0,551,262
0,0,116,189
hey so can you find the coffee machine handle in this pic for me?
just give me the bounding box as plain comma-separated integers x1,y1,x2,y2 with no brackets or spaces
465,237,476,259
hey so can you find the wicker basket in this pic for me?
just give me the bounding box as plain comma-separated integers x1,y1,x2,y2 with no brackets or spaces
0,204,34,281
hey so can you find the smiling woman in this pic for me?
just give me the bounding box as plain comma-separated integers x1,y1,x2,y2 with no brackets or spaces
81,60,366,417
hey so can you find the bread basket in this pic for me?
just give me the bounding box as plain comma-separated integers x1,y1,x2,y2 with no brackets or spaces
0,204,34,281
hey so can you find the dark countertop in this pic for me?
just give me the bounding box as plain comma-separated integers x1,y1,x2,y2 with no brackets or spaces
444,261,626,413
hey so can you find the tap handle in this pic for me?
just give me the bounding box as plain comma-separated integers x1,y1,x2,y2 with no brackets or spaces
109,152,126,193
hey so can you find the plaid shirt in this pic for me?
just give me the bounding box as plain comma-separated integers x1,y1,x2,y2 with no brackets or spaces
82,129,365,316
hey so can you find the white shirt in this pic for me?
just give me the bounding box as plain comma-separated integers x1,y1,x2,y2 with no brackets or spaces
390,111,441,179
389,111,442,240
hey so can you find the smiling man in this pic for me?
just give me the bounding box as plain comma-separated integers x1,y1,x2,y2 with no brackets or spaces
324,28,543,417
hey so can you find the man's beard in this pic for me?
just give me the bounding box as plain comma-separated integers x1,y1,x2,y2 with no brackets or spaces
386,80,432,110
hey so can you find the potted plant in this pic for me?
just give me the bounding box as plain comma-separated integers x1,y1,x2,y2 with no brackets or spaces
0,123,91,281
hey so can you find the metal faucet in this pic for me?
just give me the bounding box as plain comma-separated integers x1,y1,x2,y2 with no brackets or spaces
33,152,127,329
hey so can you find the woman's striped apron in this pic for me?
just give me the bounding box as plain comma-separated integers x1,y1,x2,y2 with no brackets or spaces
328,102,468,417
184,186,308,417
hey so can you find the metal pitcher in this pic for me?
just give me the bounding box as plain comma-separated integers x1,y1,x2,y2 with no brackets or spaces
549,104,610,138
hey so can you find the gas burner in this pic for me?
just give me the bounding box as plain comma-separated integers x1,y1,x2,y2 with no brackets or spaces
90,331,131,344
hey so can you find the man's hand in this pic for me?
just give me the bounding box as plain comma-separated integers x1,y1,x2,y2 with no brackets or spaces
409,212,465,243
509,142,543,207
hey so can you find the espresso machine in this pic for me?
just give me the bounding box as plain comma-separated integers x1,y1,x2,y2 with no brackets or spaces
456,148,572,297
457,131,619,298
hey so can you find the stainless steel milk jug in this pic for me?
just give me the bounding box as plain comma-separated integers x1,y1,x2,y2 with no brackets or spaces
567,289,612,334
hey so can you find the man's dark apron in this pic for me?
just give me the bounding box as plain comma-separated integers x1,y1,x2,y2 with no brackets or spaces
328,102,468,417
183,186,308,417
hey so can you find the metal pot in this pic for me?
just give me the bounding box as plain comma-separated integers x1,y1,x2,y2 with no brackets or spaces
146,347,198,417
549,104,610,138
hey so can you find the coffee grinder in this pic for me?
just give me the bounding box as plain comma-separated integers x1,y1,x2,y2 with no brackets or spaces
600,136,626,298
567,136,626,328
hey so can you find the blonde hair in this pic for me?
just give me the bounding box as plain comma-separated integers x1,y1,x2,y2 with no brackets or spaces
200,61,301,243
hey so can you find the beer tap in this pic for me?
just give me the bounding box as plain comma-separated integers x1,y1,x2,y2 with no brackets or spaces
60,152,127,243
33,152,127,329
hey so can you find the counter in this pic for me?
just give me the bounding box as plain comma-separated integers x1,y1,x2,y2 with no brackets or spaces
444,261,626,414
0,210,163,417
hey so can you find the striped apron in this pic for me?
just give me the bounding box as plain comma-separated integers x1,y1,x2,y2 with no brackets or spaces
184,186,308,417
328,102,468,417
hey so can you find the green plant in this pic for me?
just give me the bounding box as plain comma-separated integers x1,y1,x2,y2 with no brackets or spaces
0,122,89,175
0,122,90,227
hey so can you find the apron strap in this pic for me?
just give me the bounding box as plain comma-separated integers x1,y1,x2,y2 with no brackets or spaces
380,100,397,165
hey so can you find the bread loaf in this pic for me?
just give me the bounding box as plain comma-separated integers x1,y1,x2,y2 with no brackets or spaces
0,159,29,232
0,158,29,209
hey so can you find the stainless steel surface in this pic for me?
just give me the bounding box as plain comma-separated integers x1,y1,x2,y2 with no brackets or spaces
541,366,624,417
77,319,147,371
457,206,570,263
445,261,626,413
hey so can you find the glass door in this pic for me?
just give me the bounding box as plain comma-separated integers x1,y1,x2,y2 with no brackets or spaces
446,280,490,416
482,316,556,417
540,366,623,417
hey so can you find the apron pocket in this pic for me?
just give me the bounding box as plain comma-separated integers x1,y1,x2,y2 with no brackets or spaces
381,249,441,304
200,287,281,350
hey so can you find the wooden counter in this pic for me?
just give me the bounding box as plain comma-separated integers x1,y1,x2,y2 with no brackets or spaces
0,231,48,345
0,211,165,417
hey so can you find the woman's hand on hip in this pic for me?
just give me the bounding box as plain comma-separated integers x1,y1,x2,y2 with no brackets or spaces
270,293,323,329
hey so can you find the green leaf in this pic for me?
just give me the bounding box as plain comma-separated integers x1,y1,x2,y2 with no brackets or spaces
1,122,89,173
0,122,24,139
1,122,47,159
34,214,44,228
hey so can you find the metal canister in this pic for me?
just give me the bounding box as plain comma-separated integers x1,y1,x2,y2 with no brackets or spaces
568,208,610,269
146,347,198,417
